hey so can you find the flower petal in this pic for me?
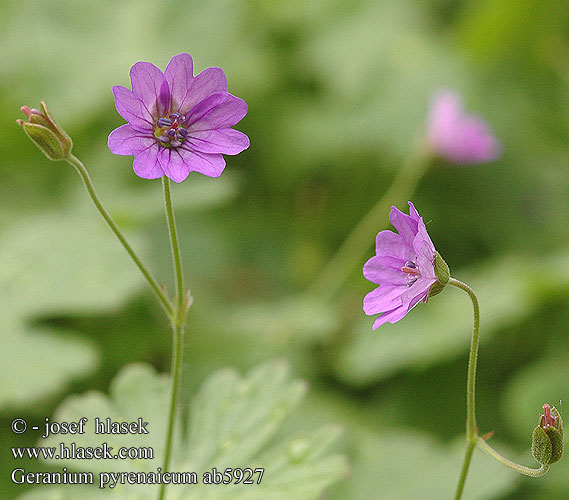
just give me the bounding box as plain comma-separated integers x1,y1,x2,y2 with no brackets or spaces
414,242,436,281
108,124,155,155
164,53,195,114
427,91,460,147
451,116,502,164
413,219,435,258
374,230,414,261
407,201,420,221
363,255,407,286
176,67,228,115
112,86,154,131
400,277,435,305
186,128,250,155
130,61,168,118
427,90,501,165
371,305,409,329
158,147,226,183
132,143,163,179
363,284,405,315
389,205,419,247
185,92,248,131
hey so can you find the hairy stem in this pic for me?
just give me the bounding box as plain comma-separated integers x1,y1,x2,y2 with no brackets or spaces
158,178,189,500
448,278,480,441
476,437,550,477
454,440,476,500
448,277,480,500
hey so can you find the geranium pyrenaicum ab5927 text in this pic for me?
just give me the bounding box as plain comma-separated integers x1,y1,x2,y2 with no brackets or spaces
363,202,442,329
108,53,249,183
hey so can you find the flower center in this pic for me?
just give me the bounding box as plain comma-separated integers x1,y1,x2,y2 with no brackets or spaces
540,403,557,428
154,113,188,148
401,260,421,286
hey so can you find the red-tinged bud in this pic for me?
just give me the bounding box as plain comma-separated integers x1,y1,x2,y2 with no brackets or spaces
17,101,72,161
532,404,563,466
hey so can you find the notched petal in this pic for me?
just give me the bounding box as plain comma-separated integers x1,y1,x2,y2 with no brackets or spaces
186,128,250,155
186,92,248,131
112,86,153,130
108,124,155,155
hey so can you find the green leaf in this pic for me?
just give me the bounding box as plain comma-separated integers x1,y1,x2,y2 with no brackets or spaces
0,322,98,408
1,212,143,317
0,211,144,408
328,428,516,500
16,361,348,500
224,297,340,343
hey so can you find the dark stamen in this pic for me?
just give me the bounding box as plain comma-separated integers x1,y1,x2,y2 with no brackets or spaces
157,118,172,127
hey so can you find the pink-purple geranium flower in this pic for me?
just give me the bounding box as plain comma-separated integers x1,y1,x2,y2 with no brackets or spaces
363,202,438,329
426,90,501,165
108,53,249,182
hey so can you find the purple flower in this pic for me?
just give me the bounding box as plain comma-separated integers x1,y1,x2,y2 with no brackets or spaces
108,53,249,182
363,202,438,329
426,90,501,165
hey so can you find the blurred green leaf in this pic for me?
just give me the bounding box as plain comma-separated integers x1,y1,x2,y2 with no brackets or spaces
0,212,142,317
0,321,98,408
224,297,340,343
18,361,347,499
329,428,516,500
0,210,144,408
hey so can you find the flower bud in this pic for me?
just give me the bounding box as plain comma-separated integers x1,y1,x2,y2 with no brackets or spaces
17,101,72,161
428,251,450,298
531,404,563,466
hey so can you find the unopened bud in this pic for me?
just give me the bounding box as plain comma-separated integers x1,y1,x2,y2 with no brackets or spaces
17,101,72,161
531,404,563,466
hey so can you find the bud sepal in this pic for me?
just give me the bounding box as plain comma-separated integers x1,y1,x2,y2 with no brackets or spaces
532,404,563,466
17,101,72,161
428,251,450,298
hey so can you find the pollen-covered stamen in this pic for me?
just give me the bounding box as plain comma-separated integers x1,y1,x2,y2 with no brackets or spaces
540,403,557,428
401,260,421,286
154,112,189,148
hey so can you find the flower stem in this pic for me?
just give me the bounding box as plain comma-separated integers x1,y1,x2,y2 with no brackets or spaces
475,437,550,477
162,177,186,322
158,177,189,500
448,277,480,500
158,322,185,500
304,142,431,303
454,439,476,500
65,154,173,317
448,278,480,441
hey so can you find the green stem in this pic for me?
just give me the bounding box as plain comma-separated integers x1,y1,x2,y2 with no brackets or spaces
476,437,550,477
65,154,173,317
158,177,188,500
448,278,480,441
454,440,476,500
162,177,185,321
304,144,431,303
158,322,185,500
448,277,480,500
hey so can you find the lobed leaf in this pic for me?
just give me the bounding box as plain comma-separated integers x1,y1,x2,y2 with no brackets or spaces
17,361,347,500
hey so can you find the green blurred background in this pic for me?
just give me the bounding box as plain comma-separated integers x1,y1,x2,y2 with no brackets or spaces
1,0,569,498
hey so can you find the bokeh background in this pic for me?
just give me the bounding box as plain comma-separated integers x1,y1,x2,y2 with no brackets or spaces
2,0,569,499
